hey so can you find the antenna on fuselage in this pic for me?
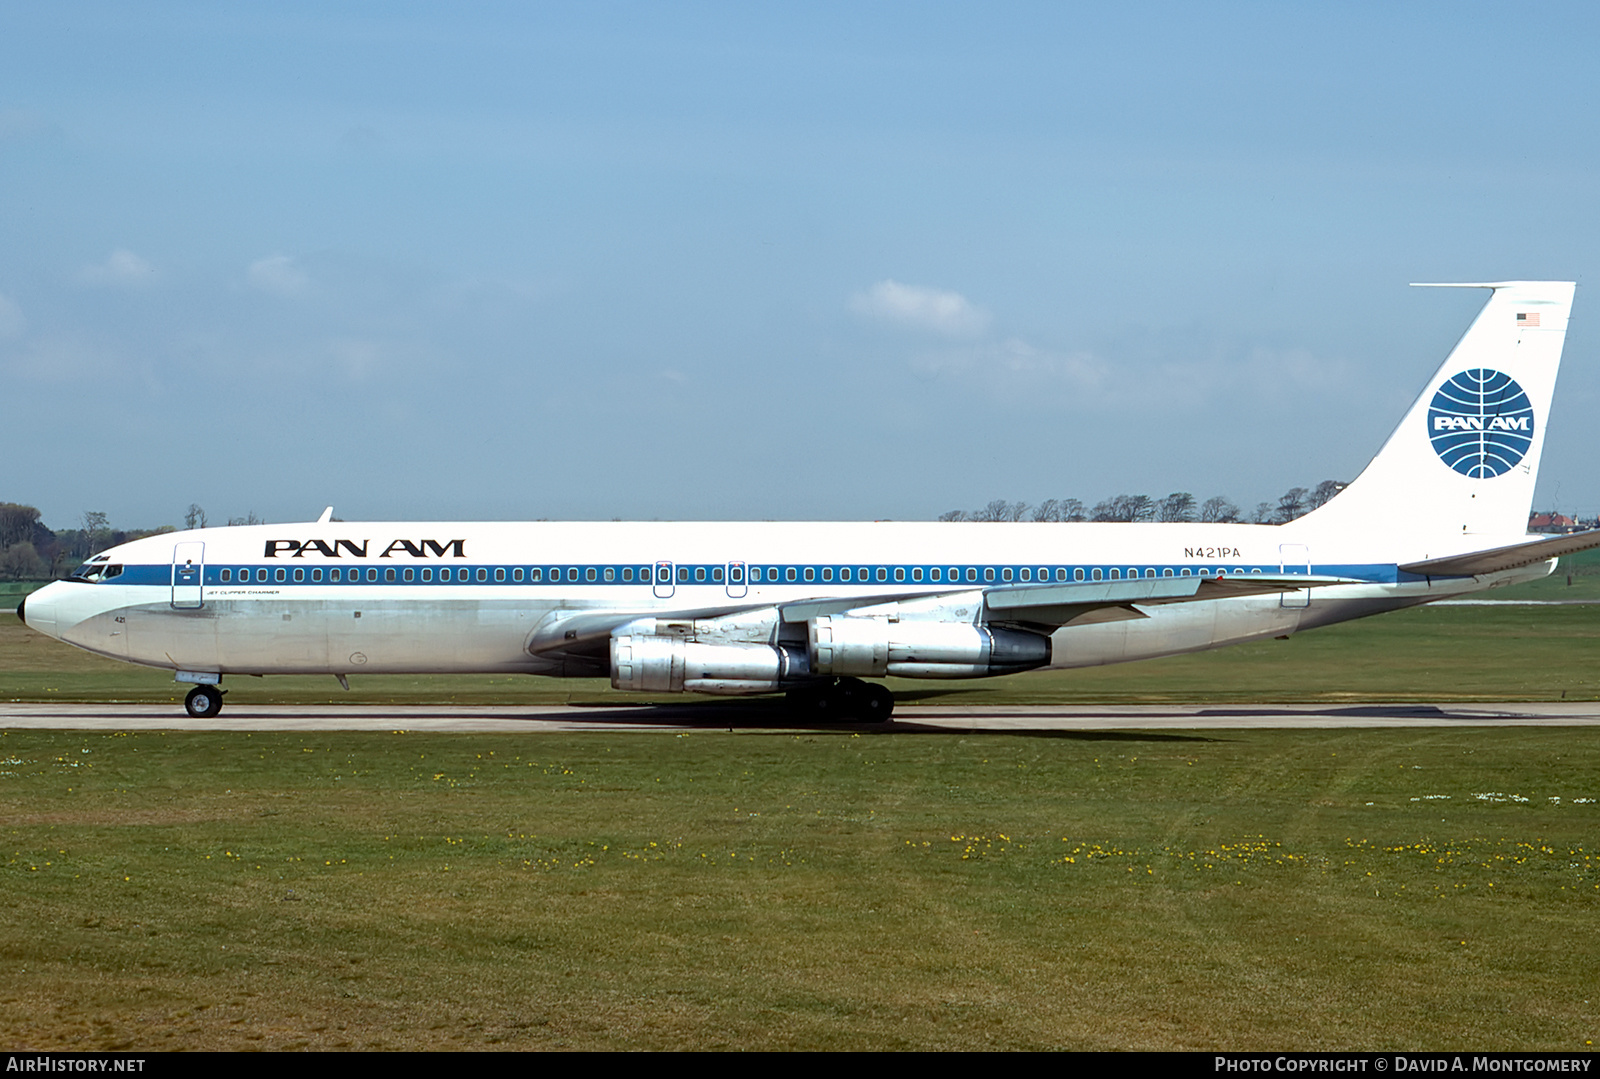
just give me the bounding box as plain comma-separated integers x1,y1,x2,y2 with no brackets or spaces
317,506,334,524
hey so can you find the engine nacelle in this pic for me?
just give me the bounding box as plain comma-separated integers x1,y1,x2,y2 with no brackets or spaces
610,634,811,695
808,616,1050,679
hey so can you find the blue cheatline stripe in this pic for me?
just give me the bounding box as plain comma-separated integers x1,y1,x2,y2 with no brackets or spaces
95,559,1403,588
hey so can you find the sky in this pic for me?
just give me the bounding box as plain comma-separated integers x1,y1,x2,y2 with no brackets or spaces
4,2,1599,528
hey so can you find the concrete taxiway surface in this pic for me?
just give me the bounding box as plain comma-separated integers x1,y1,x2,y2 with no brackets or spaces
4,701,1600,732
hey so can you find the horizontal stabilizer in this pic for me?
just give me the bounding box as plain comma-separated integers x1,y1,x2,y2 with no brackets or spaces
1399,529,1600,577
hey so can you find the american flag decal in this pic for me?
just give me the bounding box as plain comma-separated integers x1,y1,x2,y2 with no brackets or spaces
1517,311,1541,328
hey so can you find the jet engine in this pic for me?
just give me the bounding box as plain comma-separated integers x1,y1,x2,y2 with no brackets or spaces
610,634,812,695
808,616,1050,679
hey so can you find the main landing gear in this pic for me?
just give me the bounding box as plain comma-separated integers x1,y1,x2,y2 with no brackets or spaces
786,678,895,722
184,684,225,719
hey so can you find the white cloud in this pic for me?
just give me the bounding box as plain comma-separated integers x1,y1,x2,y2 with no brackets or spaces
247,255,309,297
0,109,49,141
329,338,380,381
0,293,25,338
850,279,991,337
79,249,158,287
909,337,1112,402
1,332,126,384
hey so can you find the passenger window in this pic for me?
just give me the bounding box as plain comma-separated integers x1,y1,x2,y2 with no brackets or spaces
1181,568,1192,577
912,567,923,582
621,567,631,582
384,567,395,582
257,568,269,583
1074,568,1085,582
403,568,413,582
312,568,323,582
275,568,286,583
1163,568,1174,577
1019,568,1031,582
568,567,578,582
1091,568,1103,581
1110,568,1120,580
695,566,706,582
983,567,994,582
841,568,852,582
677,566,689,583
1055,568,1067,582
367,568,377,582
711,567,721,582
1002,567,1013,582
786,567,797,582
821,567,832,582
294,568,305,583
1145,568,1155,578
477,568,488,582
423,568,433,582
514,567,524,582
894,567,905,582
876,567,887,582
729,565,743,583
803,567,813,582
965,567,976,582
604,567,614,582
930,568,941,582
330,568,341,583
221,569,231,582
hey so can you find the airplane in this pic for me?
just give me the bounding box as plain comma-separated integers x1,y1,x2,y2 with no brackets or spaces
18,281,1600,721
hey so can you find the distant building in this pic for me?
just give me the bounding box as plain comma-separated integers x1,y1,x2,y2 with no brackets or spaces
1529,512,1580,534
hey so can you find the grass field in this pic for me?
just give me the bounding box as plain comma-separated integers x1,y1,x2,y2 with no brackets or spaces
2,726,1596,1050
4,577,1598,1050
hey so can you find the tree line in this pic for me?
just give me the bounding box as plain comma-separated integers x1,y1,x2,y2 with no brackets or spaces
937,481,1347,525
0,503,261,580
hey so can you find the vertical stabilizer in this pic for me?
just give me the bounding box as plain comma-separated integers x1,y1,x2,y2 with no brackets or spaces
1296,281,1575,543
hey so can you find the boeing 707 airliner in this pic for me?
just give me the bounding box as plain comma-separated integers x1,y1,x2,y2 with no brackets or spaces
19,281,1598,719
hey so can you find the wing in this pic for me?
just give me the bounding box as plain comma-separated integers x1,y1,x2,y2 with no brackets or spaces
1399,529,1600,577
526,573,1358,656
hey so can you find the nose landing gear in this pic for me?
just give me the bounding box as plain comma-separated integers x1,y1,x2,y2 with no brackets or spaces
184,684,225,719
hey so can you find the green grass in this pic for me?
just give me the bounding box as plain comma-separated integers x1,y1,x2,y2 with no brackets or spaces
6,599,1600,706
6,579,1599,1050
1,727,1596,1050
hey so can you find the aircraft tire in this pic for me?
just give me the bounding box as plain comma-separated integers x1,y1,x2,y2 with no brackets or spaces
859,683,895,722
184,685,224,719
787,682,852,722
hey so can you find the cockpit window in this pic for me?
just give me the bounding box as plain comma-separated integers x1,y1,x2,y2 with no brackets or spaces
69,562,122,583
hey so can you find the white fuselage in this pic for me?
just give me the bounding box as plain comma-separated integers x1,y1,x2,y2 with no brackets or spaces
21,518,1548,684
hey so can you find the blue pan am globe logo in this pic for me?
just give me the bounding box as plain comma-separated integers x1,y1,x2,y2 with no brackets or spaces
1426,368,1535,478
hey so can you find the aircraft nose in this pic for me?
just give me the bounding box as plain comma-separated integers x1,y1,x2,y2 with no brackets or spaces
15,582,61,639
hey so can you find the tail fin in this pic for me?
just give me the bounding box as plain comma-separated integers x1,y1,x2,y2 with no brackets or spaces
1296,281,1576,542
